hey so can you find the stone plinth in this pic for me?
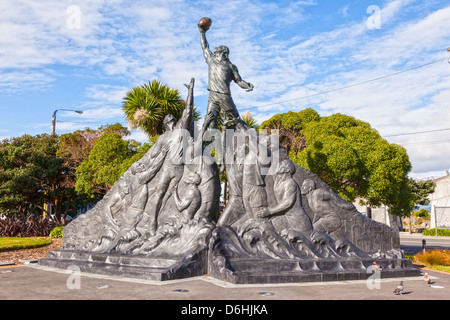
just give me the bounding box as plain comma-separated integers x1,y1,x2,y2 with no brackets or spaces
39,248,208,281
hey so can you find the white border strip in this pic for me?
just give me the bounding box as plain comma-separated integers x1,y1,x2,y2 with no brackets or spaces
27,264,435,289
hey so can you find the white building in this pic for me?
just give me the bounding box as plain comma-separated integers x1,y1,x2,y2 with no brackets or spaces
353,199,402,231
429,175,450,229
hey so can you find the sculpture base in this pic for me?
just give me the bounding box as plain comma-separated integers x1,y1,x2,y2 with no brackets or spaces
207,255,421,284
38,249,208,281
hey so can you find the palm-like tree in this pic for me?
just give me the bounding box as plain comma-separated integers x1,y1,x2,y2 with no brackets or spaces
241,110,259,129
123,80,195,137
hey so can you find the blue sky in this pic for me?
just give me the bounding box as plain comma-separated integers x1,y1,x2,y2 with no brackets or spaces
1,0,449,179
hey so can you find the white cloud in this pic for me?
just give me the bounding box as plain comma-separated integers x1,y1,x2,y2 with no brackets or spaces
126,130,149,144
84,84,129,104
0,69,55,92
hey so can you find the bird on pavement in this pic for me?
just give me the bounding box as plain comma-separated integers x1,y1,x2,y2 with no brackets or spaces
394,281,404,295
424,273,431,286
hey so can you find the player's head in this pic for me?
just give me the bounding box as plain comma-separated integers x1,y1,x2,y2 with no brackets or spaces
185,171,201,185
301,179,316,195
214,45,229,61
163,114,176,131
117,178,129,195
276,160,296,176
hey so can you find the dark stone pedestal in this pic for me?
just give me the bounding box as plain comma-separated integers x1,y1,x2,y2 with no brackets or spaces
39,248,420,284
38,249,208,281
207,254,421,284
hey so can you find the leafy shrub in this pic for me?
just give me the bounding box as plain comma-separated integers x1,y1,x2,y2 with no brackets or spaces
0,215,57,237
49,226,63,238
422,228,450,236
415,249,450,266
405,254,415,261
412,208,430,220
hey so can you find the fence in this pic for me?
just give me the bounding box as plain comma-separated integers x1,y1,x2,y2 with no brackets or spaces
431,205,450,235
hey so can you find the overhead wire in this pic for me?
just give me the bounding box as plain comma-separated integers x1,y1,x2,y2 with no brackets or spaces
247,57,448,111
383,127,450,137
243,55,450,147
244,55,449,145
384,127,450,146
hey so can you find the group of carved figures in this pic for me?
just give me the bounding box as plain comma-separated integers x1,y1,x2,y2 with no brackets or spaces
62,22,367,259
211,124,362,261
65,78,219,255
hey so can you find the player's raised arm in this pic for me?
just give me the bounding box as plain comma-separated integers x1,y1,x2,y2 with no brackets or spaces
198,17,213,61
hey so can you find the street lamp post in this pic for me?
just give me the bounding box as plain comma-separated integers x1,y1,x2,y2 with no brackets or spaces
46,108,83,219
51,109,83,135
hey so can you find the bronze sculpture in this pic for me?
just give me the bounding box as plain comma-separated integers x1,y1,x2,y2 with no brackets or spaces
198,19,254,139
39,18,419,283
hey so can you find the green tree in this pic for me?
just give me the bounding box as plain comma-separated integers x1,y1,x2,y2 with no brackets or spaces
57,124,133,212
0,134,74,222
409,178,435,206
412,208,431,220
260,109,414,216
260,108,320,154
75,130,151,199
122,79,201,137
58,124,132,170
404,178,435,233
241,111,259,129
58,128,100,170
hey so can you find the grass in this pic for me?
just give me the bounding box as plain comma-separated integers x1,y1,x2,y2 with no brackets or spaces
0,237,52,252
424,265,450,273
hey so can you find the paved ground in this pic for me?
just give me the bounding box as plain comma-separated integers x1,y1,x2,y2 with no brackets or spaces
0,263,448,301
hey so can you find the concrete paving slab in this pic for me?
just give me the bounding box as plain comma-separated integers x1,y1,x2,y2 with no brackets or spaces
0,264,448,303
0,264,448,318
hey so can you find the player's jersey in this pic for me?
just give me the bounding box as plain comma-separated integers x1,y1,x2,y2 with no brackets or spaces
206,56,241,95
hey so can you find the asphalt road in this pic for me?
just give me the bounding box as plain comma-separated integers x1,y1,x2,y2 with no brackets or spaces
400,232,450,255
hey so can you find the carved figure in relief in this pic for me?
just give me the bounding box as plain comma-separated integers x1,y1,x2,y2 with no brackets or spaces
98,152,168,252
174,171,202,223
143,78,195,235
300,179,347,246
256,160,313,238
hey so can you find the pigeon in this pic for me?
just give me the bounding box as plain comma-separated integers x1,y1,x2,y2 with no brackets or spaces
424,273,431,286
394,281,404,295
